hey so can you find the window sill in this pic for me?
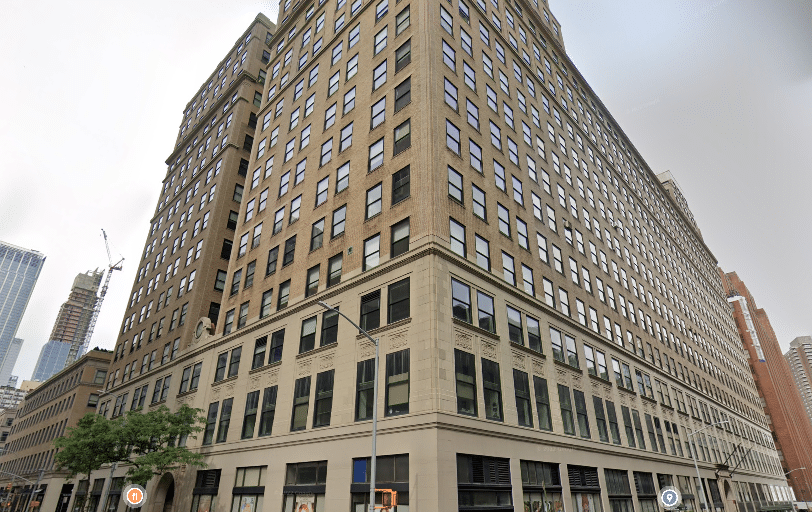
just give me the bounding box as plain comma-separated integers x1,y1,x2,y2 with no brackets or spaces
355,317,412,339
509,341,545,359
296,342,337,359
618,386,637,396
553,358,581,373
249,359,282,374
452,317,500,341
588,373,612,385
149,400,166,408
640,394,657,404
176,388,198,398
212,375,238,388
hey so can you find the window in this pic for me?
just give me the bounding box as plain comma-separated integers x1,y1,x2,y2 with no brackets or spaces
305,265,319,297
393,119,411,154
391,218,410,257
558,384,575,435
388,278,410,323
332,205,347,237
360,291,381,331
395,39,411,72
376,0,389,20
313,370,335,427
482,358,503,421
282,235,296,266
321,308,339,345
514,370,533,427
395,77,411,111
444,78,458,110
497,203,510,236
258,387,278,436
290,376,311,431
373,60,387,90
466,99,479,130
446,120,461,154
392,165,410,204
310,219,325,251
343,87,356,114
451,279,471,323
339,122,353,152
395,5,410,34
385,349,410,416
320,138,333,166
202,402,219,445
473,235,490,271
336,162,350,193
448,166,463,202
369,138,384,171
442,40,456,70
216,397,233,443
450,218,466,257
371,97,386,129
502,252,515,285
366,183,383,218
327,253,343,287
363,234,381,270
356,359,375,421
278,280,290,309
374,26,388,54
455,349,477,416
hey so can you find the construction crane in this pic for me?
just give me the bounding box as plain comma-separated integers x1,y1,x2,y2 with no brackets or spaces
65,229,124,367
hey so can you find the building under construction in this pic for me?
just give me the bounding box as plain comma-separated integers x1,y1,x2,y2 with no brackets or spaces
31,270,103,381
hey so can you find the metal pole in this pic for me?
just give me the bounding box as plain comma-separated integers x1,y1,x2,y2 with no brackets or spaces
22,469,43,512
369,336,379,512
688,421,728,512
317,302,380,512
100,463,118,512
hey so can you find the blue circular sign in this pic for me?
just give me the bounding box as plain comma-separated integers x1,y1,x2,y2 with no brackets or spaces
659,487,682,509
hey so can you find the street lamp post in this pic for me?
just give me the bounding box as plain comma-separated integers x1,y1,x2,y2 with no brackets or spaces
687,421,729,512
318,301,379,512
784,468,808,511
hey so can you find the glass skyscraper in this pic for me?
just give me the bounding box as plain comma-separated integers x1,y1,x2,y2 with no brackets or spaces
0,241,45,385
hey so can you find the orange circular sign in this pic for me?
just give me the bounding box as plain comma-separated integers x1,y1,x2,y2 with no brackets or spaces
123,485,147,507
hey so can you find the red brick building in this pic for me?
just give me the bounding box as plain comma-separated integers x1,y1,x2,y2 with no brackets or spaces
720,270,812,502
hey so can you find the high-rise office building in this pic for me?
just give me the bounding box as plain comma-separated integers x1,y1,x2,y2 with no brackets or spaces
104,14,276,389
785,336,812,425
0,242,45,386
30,270,104,381
31,340,73,382
720,271,812,502
89,2,794,512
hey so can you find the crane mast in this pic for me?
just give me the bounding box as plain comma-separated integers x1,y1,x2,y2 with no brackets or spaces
65,229,123,367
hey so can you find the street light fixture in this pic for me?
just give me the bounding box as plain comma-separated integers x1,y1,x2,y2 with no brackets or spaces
318,301,380,512
785,468,809,511
687,421,729,511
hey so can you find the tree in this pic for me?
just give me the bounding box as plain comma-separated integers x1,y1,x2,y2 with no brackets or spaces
54,404,208,492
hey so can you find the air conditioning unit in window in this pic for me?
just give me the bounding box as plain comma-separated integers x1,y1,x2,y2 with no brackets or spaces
562,219,571,229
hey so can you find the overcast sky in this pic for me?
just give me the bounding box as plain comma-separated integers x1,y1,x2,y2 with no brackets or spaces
1,0,810,382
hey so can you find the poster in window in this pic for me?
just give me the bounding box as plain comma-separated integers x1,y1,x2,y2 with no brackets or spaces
240,496,256,512
294,494,315,512
197,495,212,512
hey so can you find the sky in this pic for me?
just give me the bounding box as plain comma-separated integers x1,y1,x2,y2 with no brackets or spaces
0,0,810,383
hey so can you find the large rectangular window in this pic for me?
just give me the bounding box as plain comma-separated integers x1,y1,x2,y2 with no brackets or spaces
558,384,575,435
241,391,260,439
385,349,410,416
216,397,233,443
534,376,552,431
455,349,477,416
514,369,533,427
356,358,375,421
388,278,410,323
457,454,513,508
313,370,335,428
360,291,381,331
290,376,311,431
258,386,277,437
482,358,503,422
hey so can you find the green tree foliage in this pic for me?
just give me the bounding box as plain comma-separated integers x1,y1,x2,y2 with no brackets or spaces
54,404,207,488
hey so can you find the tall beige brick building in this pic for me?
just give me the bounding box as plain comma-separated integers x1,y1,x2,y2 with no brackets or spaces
81,2,797,512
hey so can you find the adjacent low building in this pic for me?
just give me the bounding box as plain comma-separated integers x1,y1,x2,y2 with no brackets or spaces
0,349,111,512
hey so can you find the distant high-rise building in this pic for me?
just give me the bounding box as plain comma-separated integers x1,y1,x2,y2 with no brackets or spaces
31,340,74,382
720,271,812,502
30,270,103,381
785,336,812,424
0,242,45,385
